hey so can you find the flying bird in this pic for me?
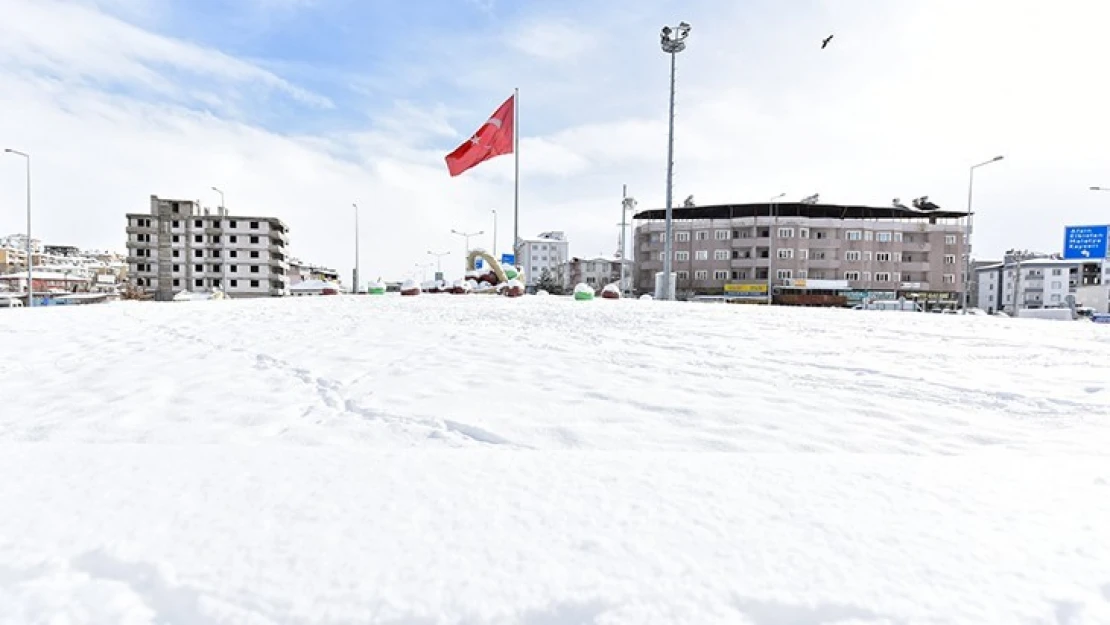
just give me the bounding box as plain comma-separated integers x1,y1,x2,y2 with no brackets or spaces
821,34,834,49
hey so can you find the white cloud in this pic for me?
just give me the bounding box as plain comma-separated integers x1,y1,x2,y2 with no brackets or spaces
2,0,1110,287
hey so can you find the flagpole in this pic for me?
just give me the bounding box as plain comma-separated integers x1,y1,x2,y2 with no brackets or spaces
512,87,520,273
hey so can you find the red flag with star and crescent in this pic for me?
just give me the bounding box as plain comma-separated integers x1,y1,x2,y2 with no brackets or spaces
445,94,515,177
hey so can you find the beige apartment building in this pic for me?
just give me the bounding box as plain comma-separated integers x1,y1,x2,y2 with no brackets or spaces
633,202,968,305
126,195,290,301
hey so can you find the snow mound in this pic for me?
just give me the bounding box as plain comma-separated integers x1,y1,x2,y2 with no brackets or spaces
400,279,421,296
639,294,653,300
573,283,595,300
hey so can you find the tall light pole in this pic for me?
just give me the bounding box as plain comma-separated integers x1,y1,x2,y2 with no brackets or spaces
964,155,1004,314
4,149,32,307
451,229,484,267
491,210,498,258
352,202,360,294
211,186,225,212
427,250,451,277
660,21,690,301
620,185,638,295
766,192,786,305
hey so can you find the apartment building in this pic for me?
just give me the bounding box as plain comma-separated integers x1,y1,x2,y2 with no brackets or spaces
632,202,968,304
288,258,339,286
976,252,1110,314
552,256,628,291
126,195,290,301
517,231,569,286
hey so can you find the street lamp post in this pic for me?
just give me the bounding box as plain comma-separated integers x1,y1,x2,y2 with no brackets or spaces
211,186,225,211
766,192,786,305
4,149,32,307
963,155,1005,314
660,21,691,301
451,229,484,267
427,250,451,277
491,210,498,258
620,185,638,295
352,202,360,294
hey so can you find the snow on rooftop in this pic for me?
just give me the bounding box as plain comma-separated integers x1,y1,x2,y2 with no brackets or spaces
2,299,1110,623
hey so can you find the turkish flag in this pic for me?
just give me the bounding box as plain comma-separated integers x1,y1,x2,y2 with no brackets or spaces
445,94,515,177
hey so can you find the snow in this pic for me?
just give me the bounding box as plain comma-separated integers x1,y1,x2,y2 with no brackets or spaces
2,298,1110,624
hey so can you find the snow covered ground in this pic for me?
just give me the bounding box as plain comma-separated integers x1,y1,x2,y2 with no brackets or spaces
1,296,1109,624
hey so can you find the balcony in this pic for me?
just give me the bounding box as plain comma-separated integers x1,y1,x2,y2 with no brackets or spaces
204,227,223,235
806,237,840,249
898,262,931,272
126,225,157,235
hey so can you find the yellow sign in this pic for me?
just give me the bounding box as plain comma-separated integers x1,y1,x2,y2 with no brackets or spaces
792,279,807,288
724,283,768,293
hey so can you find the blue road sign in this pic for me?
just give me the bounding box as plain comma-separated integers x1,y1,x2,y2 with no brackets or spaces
500,253,515,267
474,258,484,269
1063,225,1109,260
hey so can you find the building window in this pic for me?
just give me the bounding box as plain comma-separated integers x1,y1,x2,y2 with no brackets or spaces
172,264,180,272
943,274,956,284
230,266,238,273
173,279,180,287
229,220,237,229
945,235,957,245
250,236,260,244
230,251,238,258
251,266,260,273
172,235,180,243
1051,281,1062,289
210,265,220,272
714,270,728,280
230,236,238,244
813,230,828,240
673,231,689,242
799,228,810,239
695,230,709,241
798,270,808,279
777,248,794,259
173,251,180,258
250,251,260,258
211,250,220,258
845,271,861,281
675,251,690,261
694,270,708,280
194,279,203,287
731,270,749,280
714,250,729,261
876,252,891,262
194,235,202,243
211,236,220,244
894,232,904,242
658,252,666,261
194,264,203,272
777,269,792,280
863,272,871,281
230,280,238,287
171,202,180,213
846,231,862,241
1052,269,1062,276
944,254,956,264
876,272,892,282
677,271,689,280
845,251,862,261
194,220,202,228
250,221,260,229
715,230,730,240
877,232,893,242
194,250,202,258
250,280,260,287
777,227,794,239
695,250,708,261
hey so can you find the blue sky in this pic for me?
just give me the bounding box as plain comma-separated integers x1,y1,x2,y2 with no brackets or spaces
3,0,1110,282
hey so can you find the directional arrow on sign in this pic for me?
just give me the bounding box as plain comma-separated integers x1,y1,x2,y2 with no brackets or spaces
1082,249,1091,257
